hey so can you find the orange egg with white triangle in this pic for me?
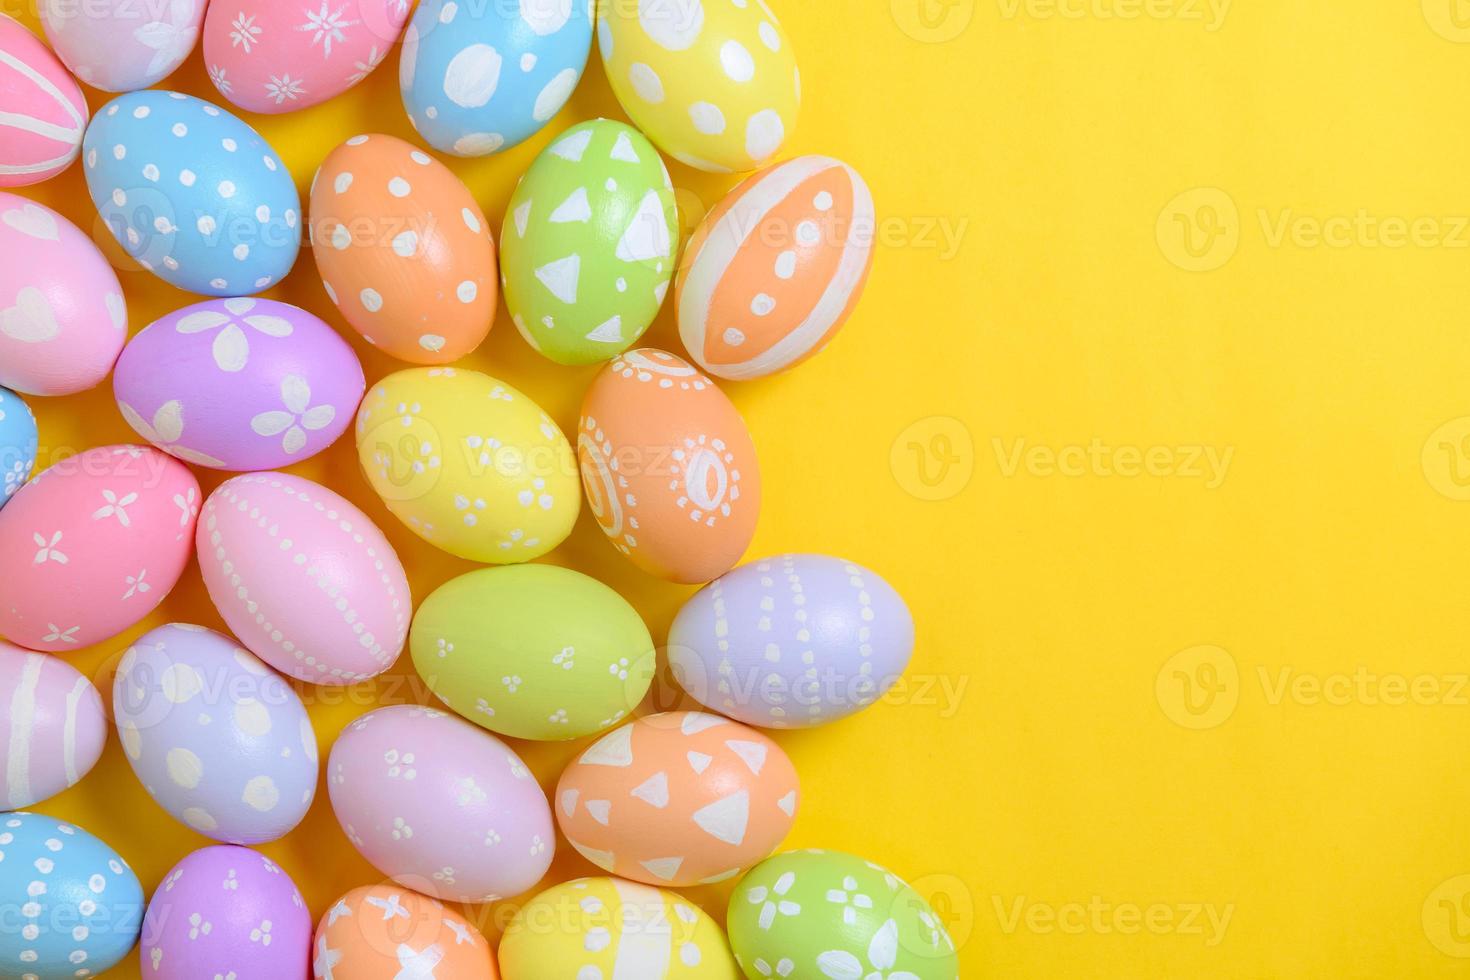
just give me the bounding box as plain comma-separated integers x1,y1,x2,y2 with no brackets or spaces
554,711,798,888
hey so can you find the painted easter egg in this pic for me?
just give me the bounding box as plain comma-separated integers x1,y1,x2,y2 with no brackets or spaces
113,624,319,843
83,89,301,297
203,0,409,113
501,119,679,365
41,0,203,91
0,193,126,396
0,386,37,509
141,845,312,979
677,157,874,380
197,472,411,685
312,884,497,979
555,711,798,888
410,564,655,741
310,133,497,363
0,14,87,186
114,297,365,471
727,850,960,980
578,348,759,583
399,0,592,157
355,367,579,563
668,555,914,729
327,704,555,903
0,813,144,979
0,642,106,809
598,0,799,173
499,877,738,979
0,445,199,652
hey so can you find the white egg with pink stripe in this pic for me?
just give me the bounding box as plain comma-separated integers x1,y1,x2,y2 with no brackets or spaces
0,641,107,808
676,155,876,381
0,14,87,187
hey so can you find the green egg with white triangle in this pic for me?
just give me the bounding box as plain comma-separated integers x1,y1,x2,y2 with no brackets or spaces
501,118,681,366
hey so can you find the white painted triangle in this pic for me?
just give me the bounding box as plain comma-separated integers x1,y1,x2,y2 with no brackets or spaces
691,790,749,846
614,190,670,263
513,200,532,237
535,253,580,304
630,771,669,808
586,315,622,343
680,712,726,735
725,739,768,775
560,788,580,817
639,856,684,881
579,723,633,766
569,839,615,870
549,186,592,223
610,131,640,163
686,751,712,775
585,799,612,825
699,867,742,884
550,128,592,162
654,280,669,305
776,790,796,816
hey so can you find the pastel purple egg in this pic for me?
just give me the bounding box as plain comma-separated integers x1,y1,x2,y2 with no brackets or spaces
141,845,312,979
113,623,319,844
327,705,554,903
113,297,365,471
667,554,916,729
0,640,107,808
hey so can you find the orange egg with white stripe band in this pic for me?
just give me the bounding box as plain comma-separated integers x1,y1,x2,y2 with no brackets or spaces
676,156,876,381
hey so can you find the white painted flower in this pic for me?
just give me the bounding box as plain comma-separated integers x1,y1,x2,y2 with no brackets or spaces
347,46,384,85
187,912,212,940
134,0,198,78
366,894,408,920
122,570,150,600
32,531,66,565
825,876,874,927
608,657,630,681
92,489,138,527
436,638,454,658
752,959,796,978
174,487,199,528
501,675,521,694
209,64,232,94
264,73,306,105
474,698,494,717
548,708,568,724
175,298,293,372
298,2,359,57
553,646,574,670
815,919,918,980
222,869,238,890
432,866,455,883
483,829,501,846
118,400,228,467
248,919,272,946
749,872,801,930
229,11,262,51
314,934,342,980
42,624,79,644
391,817,412,840
250,375,336,455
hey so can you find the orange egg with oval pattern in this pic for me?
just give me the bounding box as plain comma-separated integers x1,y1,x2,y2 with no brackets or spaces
677,156,875,381
310,134,497,364
311,884,498,979
578,349,760,584
555,711,798,888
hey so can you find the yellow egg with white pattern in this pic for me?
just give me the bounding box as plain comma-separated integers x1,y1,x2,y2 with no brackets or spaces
597,0,800,173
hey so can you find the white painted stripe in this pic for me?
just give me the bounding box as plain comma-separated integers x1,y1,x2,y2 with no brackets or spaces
62,675,89,785
0,47,84,127
611,879,673,979
0,147,79,176
6,655,43,807
0,109,82,143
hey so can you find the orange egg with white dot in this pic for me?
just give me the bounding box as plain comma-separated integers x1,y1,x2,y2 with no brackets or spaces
677,156,875,381
310,134,497,364
578,348,760,584
311,884,498,979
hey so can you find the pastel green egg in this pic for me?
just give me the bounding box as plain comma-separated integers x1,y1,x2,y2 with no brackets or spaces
728,850,960,980
354,367,580,563
500,118,681,366
410,564,655,740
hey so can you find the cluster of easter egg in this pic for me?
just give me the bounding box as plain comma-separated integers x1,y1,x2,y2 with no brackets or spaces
0,0,956,977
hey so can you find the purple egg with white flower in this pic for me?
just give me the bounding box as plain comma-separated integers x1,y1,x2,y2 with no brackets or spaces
667,554,916,729
113,297,364,471
140,845,311,979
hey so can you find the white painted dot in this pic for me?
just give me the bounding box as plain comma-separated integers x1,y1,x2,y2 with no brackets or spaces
196,215,216,236
360,288,383,312
814,190,834,211
255,205,271,222
179,169,196,186
796,220,821,246
532,67,578,121
132,105,149,118
629,62,664,103
461,207,481,233
758,20,781,50
775,250,797,278
217,180,236,199
221,137,237,152
410,150,431,165
346,134,368,145
439,1,457,21
388,177,410,197
243,775,279,811
751,293,776,316
142,163,159,181
746,109,785,161
263,155,278,171
112,144,126,160
110,188,126,207
331,224,351,250
335,172,353,193
521,52,537,71
720,40,755,82
234,699,272,737
165,747,203,788
723,327,745,346
171,123,187,137
233,244,249,260
456,280,477,303
453,132,504,155
639,0,704,49
689,101,726,134
392,230,418,257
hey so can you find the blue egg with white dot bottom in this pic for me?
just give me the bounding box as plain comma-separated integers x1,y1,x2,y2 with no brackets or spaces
400,0,593,157
0,812,144,979
82,90,301,298
0,386,37,510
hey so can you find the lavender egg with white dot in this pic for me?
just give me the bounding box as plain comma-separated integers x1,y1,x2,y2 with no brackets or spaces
0,386,37,509
82,90,300,297
112,623,319,845
0,812,144,980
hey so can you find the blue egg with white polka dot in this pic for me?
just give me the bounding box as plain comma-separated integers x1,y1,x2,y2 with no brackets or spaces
82,91,301,298
400,0,593,157
0,386,36,511
0,812,144,979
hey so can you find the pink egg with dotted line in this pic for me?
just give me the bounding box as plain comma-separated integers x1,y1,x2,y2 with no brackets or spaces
196,472,410,685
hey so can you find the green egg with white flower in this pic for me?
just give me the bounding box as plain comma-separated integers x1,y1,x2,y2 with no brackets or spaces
500,118,680,366
409,564,656,741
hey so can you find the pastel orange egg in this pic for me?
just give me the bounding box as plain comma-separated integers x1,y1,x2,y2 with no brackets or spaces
677,156,875,381
578,349,760,584
311,884,498,979
555,711,799,888
310,134,497,364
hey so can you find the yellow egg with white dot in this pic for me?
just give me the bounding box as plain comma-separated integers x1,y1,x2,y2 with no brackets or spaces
498,876,740,979
597,0,800,173
354,367,580,563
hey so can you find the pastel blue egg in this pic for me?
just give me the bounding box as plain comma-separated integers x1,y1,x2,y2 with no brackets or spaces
82,91,301,297
0,812,143,979
0,386,37,510
400,0,593,157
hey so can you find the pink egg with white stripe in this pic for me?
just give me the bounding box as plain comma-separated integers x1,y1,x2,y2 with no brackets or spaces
0,641,107,809
196,472,410,685
0,14,87,187
676,156,876,381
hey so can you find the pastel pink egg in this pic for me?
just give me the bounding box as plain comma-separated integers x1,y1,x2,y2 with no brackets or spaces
0,445,200,652
0,641,107,808
41,0,205,92
202,0,409,114
196,472,410,685
0,14,87,186
327,705,555,903
0,193,127,396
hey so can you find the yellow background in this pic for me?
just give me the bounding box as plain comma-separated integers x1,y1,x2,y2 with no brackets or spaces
13,0,1470,976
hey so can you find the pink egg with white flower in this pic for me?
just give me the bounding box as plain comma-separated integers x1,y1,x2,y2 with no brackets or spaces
196,472,410,685
0,14,88,187
0,445,200,652
40,0,205,92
